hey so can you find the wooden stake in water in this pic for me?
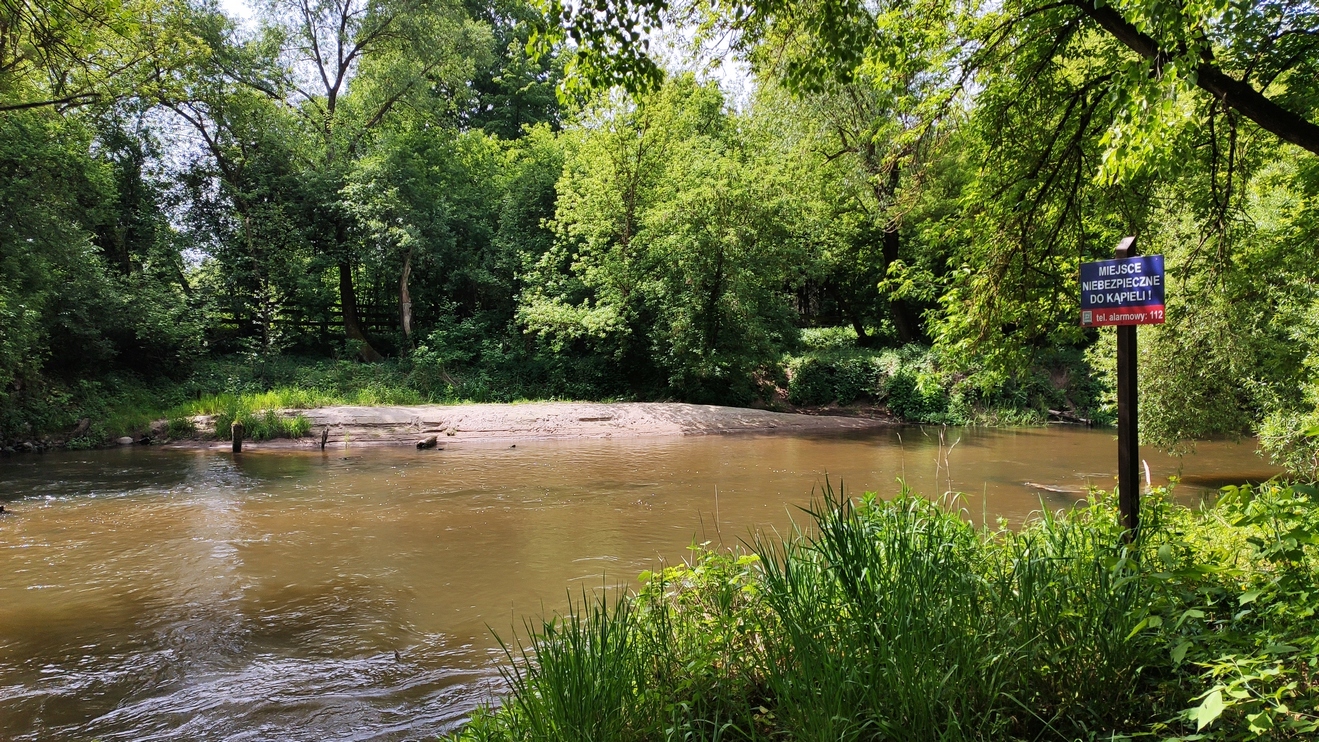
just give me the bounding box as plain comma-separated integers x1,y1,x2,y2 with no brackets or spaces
1115,237,1140,539
232,421,244,454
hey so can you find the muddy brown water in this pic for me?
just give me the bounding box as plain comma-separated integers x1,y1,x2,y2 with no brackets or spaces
0,426,1278,741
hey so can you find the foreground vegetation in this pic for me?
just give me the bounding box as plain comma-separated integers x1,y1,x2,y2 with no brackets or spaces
453,482,1319,741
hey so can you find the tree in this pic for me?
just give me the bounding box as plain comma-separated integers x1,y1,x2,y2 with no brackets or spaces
554,0,1319,160
460,0,565,138
263,0,492,359
161,0,491,359
520,76,806,400
0,0,205,112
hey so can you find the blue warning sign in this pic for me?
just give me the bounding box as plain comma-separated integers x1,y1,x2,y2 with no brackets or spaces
1080,255,1165,327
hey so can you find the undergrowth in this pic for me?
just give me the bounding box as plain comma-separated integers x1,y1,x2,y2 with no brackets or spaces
783,333,1108,425
453,481,1319,741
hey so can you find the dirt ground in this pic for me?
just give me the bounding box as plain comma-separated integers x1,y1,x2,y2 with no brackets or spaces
181,402,893,449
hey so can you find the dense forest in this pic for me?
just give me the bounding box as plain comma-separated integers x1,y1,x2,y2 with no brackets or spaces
3,0,1319,475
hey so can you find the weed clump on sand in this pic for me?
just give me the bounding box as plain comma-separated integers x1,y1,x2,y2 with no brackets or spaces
452,481,1319,741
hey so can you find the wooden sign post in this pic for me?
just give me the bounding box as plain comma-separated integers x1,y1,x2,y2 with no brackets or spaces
1080,237,1166,539
1114,240,1141,538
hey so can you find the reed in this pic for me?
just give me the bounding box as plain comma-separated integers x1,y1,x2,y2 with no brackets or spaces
452,480,1319,741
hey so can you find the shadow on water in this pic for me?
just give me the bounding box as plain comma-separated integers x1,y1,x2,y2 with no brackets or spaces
0,426,1280,740
0,447,197,502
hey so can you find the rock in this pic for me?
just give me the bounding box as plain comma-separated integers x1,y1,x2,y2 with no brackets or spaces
20,441,35,453
445,428,456,436
0,447,13,455
416,436,438,449
117,436,134,446
71,418,91,437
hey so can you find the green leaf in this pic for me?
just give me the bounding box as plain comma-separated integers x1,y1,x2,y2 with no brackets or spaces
1171,640,1191,665
1175,608,1205,629
1247,709,1274,734
1193,690,1226,731
1263,642,1299,655
1239,589,1263,605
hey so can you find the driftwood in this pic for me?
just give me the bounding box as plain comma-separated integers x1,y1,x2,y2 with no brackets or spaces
416,436,438,450
1048,409,1093,427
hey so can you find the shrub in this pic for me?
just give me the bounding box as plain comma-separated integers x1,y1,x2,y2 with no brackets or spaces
784,344,953,422
209,403,311,441
786,353,885,406
166,415,196,438
1259,410,1319,480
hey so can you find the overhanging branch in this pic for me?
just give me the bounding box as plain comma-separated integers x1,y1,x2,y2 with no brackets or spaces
1074,2,1319,156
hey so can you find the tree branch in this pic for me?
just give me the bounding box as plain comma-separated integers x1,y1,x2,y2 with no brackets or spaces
1074,1,1319,156
0,91,100,111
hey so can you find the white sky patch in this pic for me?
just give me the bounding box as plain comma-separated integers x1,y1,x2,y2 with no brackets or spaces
218,0,257,29
218,0,753,108
652,23,756,110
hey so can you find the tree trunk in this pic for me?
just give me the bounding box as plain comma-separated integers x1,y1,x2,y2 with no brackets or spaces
399,247,414,346
703,245,726,352
851,315,874,347
882,224,920,343
876,164,919,344
241,212,274,355
339,262,384,362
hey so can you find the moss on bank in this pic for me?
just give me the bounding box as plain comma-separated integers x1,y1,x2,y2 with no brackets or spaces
452,482,1319,741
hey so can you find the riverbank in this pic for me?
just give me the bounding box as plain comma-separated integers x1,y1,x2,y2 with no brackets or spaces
0,348,1098,452
173,402,893,448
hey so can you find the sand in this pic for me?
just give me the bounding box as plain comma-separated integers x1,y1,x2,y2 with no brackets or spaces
182,402,891,449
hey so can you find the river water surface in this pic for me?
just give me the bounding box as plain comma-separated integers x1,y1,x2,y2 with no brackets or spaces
0,426,1279,741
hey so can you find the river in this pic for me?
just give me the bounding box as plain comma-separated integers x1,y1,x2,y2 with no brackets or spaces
0,426,1278,741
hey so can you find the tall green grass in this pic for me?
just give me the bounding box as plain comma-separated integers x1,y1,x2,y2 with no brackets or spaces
181,386,425,440
452,481,1319,741
209,407,310,441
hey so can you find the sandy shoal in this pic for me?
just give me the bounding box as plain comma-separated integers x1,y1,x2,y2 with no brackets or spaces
178,402,891,449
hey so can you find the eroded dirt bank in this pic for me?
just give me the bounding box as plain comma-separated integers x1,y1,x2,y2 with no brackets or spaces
181,402,893,449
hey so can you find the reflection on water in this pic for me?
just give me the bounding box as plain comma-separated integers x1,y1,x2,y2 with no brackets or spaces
0,426,1278,740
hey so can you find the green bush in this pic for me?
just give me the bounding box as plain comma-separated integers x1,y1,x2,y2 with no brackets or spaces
784,344,955,421
452,481,1319,741
781,338,1109,426
786,353,884,406
166,415,197,438
799,326,862,351
1259,410,1319,481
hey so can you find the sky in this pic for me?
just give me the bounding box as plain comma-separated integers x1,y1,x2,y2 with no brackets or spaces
218,0,256,27
212,0,754,105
